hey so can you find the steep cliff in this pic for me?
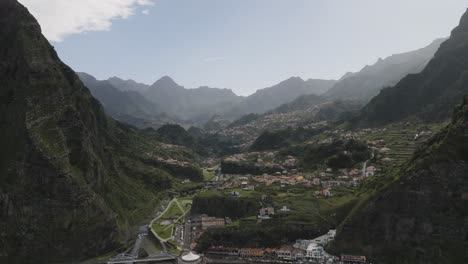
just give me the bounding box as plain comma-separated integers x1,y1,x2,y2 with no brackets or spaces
360,9,468,125
0,0,196,262
331,96,468,263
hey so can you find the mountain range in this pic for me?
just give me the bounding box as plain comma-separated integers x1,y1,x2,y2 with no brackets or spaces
77,72,185,128
144,76,243,122
79,38,442,129
221,77,337,118
324,38,445,103
329,10,468,263
359,11,468,125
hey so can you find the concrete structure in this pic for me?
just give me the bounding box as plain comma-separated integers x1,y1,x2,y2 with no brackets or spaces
340,255,366,264
306,243,324,259
276,246,293,260
178,252,202,264
201,216,225,230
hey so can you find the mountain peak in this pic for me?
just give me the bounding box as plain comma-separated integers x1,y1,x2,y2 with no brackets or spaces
284,76,305,82
153,75,180,88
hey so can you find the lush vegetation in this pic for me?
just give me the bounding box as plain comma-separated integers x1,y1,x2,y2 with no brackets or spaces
330,96,468,263
191,190,261,218
194,185,360,250
282,139,371,170
250,127,327,151
151,197,192,241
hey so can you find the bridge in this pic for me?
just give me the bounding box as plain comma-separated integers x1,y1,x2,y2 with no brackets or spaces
107,252,178,264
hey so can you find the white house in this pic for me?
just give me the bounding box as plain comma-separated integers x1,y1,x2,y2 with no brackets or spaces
306,243,324,259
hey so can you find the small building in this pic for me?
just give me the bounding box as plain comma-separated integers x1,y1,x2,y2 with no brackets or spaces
240,181,248,188
258,207,275,219
276,246,293,260
365,166,377,177
243,185,255,191
178,252,202,264
322,189,332,197
306,243,324,259
241,248,264,258
291,248,306,260
312,178,321,185
349,169,361,177
207,247,239,256
280,206,290,213
341,255,366,264
201,216,225,230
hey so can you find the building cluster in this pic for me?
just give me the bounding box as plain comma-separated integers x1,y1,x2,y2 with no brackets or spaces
253,173,310,186
206,230,347,263
224,152,298,170
215,110,328,149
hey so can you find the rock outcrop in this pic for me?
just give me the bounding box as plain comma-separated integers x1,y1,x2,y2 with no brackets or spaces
0,1,194,262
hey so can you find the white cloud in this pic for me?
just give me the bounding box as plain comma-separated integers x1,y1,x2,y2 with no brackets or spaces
19,0,154,42
142,9,150,15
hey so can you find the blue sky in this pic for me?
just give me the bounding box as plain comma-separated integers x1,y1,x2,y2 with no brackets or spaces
21,0,468,95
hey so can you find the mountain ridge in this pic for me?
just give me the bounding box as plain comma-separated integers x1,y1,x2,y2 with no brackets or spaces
359,10,468,125
324,38,445,103
331,95,468,263
0,1,200,262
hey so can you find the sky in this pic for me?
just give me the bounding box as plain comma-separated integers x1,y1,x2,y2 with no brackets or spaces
19,0,468,96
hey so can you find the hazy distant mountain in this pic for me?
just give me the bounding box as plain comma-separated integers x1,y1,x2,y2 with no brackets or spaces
79,73,158,116
359,12,468,125
324,38,445,102
107,76,149,92
144,76,244,122
78,73,185,128
224,77,337,118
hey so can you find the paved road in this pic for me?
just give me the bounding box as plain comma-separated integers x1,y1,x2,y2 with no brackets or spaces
130,234,145,257
183,211,192,250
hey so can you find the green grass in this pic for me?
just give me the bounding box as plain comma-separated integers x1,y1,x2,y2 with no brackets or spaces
151,197,193,242
203,171,216,181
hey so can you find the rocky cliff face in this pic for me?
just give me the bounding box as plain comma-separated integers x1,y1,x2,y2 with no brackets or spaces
360,9,468,125
331,96,468,263
0,1,191,263
78,72,187,129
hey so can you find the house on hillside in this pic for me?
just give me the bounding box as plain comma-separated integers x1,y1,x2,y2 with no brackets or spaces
276,246,294,260
306,243,324,259
365,166,377,177
258,207,275,219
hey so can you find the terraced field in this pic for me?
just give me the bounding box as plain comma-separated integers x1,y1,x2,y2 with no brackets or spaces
357,122,447,167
